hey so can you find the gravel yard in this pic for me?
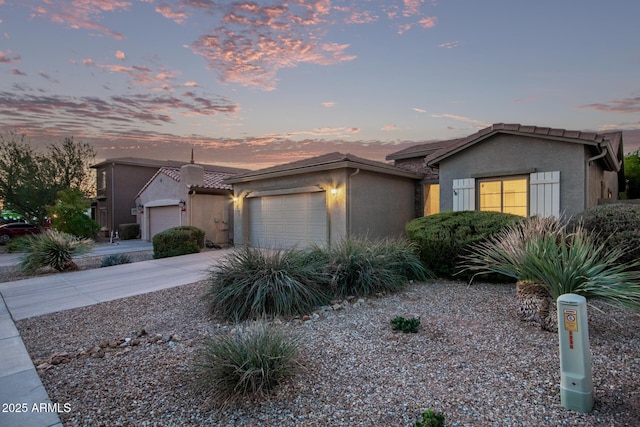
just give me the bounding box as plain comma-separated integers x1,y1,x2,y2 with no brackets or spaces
16,278,640,426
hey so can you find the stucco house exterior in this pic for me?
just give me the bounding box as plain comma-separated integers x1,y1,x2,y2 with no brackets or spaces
135,162,247,243
387,123,625,219
224,152,423,248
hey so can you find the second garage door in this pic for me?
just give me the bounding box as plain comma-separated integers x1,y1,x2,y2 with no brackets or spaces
248,192,327,248
149,205,180,239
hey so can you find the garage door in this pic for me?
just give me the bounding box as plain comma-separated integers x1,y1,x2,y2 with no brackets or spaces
149,206,180,239
248,192,327,248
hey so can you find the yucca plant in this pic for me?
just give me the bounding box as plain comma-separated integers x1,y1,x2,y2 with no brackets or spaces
194,322,300,405
204,246,331,321
16,229,93,274
311,237,432,298
460,217,640,330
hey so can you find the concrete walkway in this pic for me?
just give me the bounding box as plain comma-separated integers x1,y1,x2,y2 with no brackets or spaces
0,248,232,427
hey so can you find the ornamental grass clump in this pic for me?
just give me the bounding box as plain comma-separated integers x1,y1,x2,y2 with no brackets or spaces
195,322,300,405
16,229,93,274
204,246,331,321
311,237,432,298
100,253,131,267
461,216,640,310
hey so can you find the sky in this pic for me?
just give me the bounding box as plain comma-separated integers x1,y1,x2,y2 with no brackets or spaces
1,0,639,170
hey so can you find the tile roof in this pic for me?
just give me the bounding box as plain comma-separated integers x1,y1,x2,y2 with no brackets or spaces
385,139,461,160
136,166,236,198
225,151,423,183
91,157,250,175
424,123,623,170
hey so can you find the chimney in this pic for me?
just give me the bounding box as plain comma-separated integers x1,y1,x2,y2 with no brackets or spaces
180,162,204,188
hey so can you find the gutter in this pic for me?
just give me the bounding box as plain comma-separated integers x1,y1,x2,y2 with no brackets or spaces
347,168,360,238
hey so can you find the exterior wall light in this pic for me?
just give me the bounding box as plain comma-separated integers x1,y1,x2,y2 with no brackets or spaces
331,188,339,195
179,200,186,211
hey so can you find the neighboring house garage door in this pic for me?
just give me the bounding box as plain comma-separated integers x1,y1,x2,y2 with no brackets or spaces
149,206,180,239
248,192,327,248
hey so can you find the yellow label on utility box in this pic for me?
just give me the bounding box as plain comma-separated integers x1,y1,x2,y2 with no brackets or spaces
563,309,578,332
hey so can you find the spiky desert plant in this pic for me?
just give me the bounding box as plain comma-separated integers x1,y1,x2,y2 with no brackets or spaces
194,322,300,405
311,237,432,298
17,229,93,274
461,217,640,310
204,246,331,321
100,253,131,267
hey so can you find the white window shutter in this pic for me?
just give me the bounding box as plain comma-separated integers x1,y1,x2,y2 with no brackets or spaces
452,178,475,211
530,171,560,218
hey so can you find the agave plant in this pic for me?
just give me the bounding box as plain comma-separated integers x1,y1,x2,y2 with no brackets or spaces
16,229,93,274
460,216,640,330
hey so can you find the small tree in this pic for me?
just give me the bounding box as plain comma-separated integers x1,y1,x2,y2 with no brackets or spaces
47,188,99,238
624,150,640,199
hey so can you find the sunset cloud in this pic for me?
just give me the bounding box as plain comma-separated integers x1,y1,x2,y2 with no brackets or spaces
381,124,399,131
432,113,491,127
29,0,130,39
412,107,427,113
321,101,335,108
115,50,126,60
11,68,27,76
577,96,640,114
0,50,21,63
439,41,460,49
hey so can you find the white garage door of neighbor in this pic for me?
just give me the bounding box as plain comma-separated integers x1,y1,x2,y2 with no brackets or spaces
248,192,327,248
149,206,180,239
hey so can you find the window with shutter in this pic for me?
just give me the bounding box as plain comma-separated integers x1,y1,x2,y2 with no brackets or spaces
452,178,475,211
530,171,560,218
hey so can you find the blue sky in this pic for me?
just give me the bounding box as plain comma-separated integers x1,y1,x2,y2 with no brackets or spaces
1,0,639,169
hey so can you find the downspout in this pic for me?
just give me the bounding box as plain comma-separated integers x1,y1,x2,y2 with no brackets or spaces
585,145,608,209
347,168,360,237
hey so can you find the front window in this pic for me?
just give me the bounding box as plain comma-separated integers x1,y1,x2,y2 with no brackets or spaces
479,177,527,217
423,183,440,216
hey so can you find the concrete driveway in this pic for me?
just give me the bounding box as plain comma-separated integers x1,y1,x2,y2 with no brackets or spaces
0,247,232,427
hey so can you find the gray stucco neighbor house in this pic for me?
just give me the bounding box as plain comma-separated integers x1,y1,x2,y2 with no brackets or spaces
224,152,423,248
387,123,625,219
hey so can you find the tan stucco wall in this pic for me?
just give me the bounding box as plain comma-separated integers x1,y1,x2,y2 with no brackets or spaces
349,169,416,239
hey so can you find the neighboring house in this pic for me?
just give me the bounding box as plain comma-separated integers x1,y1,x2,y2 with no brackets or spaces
135,162,244,243
91,157,247,240
91,158,177,237
224,152,424,248
387,123,625,219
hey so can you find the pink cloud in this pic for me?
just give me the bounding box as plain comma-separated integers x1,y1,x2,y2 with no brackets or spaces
155,4,188,24
0,50,21,63
578,96,640,114
115,50,126,60
381,124,399,131
29,0,130,39
321,101,335,108
11,68,27,76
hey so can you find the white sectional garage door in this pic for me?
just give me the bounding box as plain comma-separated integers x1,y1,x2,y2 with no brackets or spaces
149,206,180,239
248,192,327,248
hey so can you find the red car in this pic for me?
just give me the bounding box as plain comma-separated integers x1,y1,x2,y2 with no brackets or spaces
0,222,43,244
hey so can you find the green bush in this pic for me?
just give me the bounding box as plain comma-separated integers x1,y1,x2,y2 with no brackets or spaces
195,322,299,405
391,316,421,333
15,229,93,274
100,253,131,267
47,188,99,239
152,226,205,259
405,211,522,278
415,409,446,427
310,237,432,298
204,246,331,321
118,223,140,240
568,203,640,265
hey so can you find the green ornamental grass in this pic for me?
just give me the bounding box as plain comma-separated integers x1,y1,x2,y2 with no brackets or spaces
195,322,300,404
204,246,331,321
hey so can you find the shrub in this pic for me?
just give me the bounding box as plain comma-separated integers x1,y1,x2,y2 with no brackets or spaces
100,253,131,267
568,203,640,266
406,211,522,278
152,226,205,259
391,316,421,333
415,409,446,427
47,188,99,239
311,237,432,298
194,322,299,405
461,217,640,309
15,229,93,274
118,223,140,240
204,246,331,321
